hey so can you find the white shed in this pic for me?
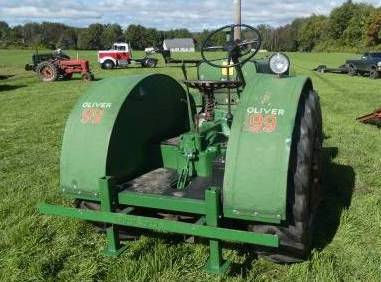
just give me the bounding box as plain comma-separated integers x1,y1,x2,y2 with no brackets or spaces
162,38,195,52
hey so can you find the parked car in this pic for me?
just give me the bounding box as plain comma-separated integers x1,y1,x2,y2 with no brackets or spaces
314,52,381,79
346,52,381,79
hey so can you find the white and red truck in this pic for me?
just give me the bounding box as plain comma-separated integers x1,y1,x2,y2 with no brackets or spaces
97,42,158,69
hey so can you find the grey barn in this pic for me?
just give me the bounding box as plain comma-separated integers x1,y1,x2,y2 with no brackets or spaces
162,38,195,52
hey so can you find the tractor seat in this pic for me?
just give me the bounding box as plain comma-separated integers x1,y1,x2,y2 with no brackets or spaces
183,80,242,93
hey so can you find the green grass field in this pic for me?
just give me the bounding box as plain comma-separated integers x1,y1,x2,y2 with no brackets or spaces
0,49,380,281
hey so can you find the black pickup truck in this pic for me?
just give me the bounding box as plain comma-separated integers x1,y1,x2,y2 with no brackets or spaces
314,52,381,79
346,52,381,79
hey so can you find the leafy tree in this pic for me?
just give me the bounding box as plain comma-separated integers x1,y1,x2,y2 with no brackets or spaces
124,25,149,49
256,24,274,50
298,15,329,51
367,10,381,46
58,28,78,49
145,28,161,47
40,22,67,48
275,24,299,51
7,25,24,45
22,23,42,46
101,24,123,48
124,25,166,50
0,21,10,40
193,30,211,50
164,28,192,39
342,4,374,47
329,0,356,41
78,23,104,49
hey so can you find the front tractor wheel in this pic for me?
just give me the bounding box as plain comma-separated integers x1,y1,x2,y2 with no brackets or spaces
36,62,58,82
249,90,323,263
82,72,94,82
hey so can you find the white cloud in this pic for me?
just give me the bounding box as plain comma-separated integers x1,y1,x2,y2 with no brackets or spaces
2,6,100,19
0,0,380,30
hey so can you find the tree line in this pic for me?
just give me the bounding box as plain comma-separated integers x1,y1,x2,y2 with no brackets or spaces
0,22,194,50
0,1,380,52
259,0,381,52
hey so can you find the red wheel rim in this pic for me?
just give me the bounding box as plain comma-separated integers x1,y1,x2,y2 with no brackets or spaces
41,66,54,80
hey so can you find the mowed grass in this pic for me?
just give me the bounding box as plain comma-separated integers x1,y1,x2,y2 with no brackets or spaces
0,49,380,281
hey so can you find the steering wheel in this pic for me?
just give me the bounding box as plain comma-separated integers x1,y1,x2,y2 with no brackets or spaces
201,24,262,68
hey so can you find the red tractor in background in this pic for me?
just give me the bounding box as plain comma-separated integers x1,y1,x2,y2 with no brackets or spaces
98,42,157,69
25,50,94,82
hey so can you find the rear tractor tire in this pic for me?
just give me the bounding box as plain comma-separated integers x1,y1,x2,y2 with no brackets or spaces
249,89,323,263
36,62,58,82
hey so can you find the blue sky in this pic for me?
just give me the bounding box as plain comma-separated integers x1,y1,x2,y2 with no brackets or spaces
0,0,380,30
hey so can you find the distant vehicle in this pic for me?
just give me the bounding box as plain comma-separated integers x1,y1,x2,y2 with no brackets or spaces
346,52,381,79
25,50,70,72
25,49,94,82
98,43,157,69
314,52,381,79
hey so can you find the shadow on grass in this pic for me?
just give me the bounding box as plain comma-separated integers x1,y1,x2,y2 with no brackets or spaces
0,74,15,80
312,147,355,250
0,84,27,92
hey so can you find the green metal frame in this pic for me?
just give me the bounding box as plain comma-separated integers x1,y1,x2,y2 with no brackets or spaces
38,176,279,274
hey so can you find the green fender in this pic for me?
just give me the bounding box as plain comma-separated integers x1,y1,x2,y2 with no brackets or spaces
223,73,313,223
60,74,190,199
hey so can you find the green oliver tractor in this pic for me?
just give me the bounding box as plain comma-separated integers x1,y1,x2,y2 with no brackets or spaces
39,24,323,273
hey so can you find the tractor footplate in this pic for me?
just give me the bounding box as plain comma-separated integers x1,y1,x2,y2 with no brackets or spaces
118,168,212,200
